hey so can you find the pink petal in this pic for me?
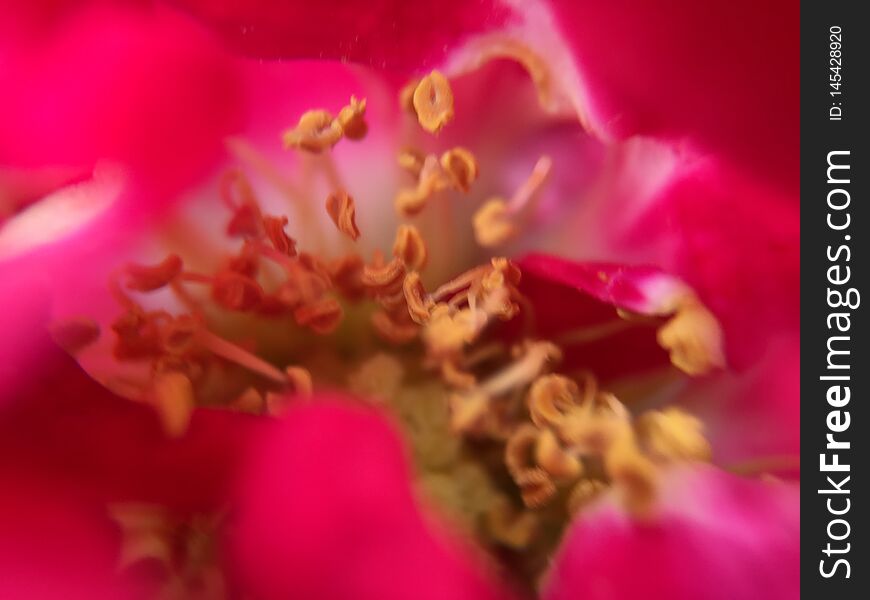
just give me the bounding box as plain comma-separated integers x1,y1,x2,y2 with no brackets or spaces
171,0,512,71
232,396,514,600
512,253,676,380
547,0,798,191
544,466,799,600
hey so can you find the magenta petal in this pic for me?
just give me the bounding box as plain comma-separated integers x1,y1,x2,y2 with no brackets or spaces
548,0,798,191
513,254,675,380
171,0,511,71
544,466,799,600
232,397,513,600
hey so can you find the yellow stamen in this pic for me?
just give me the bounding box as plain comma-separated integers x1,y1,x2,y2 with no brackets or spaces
535,427,583,480
403,272,434,324
394,155,449,217
411,70,455,134
336,96,368,140
473,156,552,248
636,407,712,463
657,296,726,375
440,147,479,193
282,109,344,153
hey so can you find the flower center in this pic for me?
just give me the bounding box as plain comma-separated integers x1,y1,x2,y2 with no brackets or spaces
63,68,722,591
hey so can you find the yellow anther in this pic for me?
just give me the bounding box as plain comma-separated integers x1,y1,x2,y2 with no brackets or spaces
149,371,195,438
514,467,557,509
403,272,434,324
473,199,516,247
567,479,608,516
636,408,711,463
440,147,479,192
657,296,725,376
394,155,449,217
556,392,630,454
399,78,420,114
336,96,367,140
411,70,454,134
424,305,484,357
393,224,428,271
604,424,659,517
473,156,552,248
398,148,426,178
282,109,344,153
362,257,406,295
528,374,582,428
325,190,361,241
535,427,583,480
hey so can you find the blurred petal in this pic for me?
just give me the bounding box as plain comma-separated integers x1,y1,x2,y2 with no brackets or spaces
544,466,799,600
232,397,513,600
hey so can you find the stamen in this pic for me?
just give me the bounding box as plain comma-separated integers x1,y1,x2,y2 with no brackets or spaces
282,109,344,153
362,257,406,295
411,70,455,134
262,215,298,256
440,147,479,193
478,341,561,398
636,408,711,463
125,255,183,292
657,296,726,375
473,156,553,248
325,190,361,241
336,96,368,140
535,427,583,480
403,272,434,324
398,148,425,178
393,224,428,271
394,155,449,217
194,329,287,384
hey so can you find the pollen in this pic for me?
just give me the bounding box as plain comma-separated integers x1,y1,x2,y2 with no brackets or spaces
393,224,428,272
325,190,361,241
410,70,455,134
440,147,479,192
336,96,368,140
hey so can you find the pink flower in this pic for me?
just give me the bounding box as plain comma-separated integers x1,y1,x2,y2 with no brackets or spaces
0,1,798,599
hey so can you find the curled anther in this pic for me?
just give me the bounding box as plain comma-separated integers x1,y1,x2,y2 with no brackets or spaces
325,190,361,241
505,424,540,476
403,272,433,324
440,147,479,192
293,297,343,334
411,70,454,134
262,215,297,256
336,96,367,140
125,255,183,292
393,224,428,271
362,257,406,294
636,407,711,463
394,155,449,217
657,296,726,376
282,109,344,153
535,428,583,480
557,392,631,454
528,374,582,429
514,468,557,509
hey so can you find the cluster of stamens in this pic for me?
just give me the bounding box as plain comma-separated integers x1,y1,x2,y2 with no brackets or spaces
58,68,720,587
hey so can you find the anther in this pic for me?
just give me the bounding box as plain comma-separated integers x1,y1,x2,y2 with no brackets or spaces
393,224,428,271
398,148,426,178
535,428,583,480
211,271,264,311
285,366,314,397
148,371,195,437
282,109,344,153
336,96,368,140
403,272,434,324
262,215,297,256
657,296,726,375
362,257,406,295
325,190,361,241
636,408,712,463
440,147,479,192
411,71,454,134
125,255,183,292
472,156,552,248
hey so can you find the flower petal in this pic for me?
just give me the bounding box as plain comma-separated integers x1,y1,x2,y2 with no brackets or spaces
232,396,514,600
544,465,799,600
